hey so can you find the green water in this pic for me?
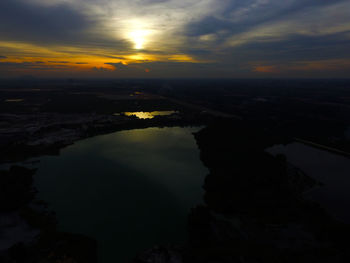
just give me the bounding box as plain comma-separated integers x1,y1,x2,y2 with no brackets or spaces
34,127,207,262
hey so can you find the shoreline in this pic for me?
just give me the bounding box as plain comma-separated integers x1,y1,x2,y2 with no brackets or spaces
294,137,350,158
2,114,349,263
0,111,213,263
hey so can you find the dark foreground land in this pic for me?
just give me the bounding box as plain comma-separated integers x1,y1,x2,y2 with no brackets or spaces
0,78,349,262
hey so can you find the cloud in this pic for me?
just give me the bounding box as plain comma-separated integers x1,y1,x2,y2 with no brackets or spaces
0,55,7,59
0,0,91,44
92,66,111,72
1,0,350,77
0,61,69,70
102,60,240,78
105,62,129,70
251,59,350,77
180,1,350,73
0,0,129,53
48,61,70,63
254,65,278,73
184,1,349,45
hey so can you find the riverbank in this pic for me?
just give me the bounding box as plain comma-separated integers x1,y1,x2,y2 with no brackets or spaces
0,165,97,263
2,115,349,263
0,110,212,164
135,120,350,263
294,137,350,158
0,111,214,263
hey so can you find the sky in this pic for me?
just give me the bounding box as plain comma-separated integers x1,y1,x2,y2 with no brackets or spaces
0,0,350,78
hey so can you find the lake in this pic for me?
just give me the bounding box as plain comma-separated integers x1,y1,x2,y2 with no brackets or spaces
268,142,350,223
34,127,207,262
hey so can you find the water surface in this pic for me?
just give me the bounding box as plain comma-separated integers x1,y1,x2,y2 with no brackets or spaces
4,99,24,102
34,127,207,262
121,111,178,119
268,142,350,223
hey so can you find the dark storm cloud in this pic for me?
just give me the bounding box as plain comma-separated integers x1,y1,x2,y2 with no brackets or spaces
0,56,7,59
0,0,92,44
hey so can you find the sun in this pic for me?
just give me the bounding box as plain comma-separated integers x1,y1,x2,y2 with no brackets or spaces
122,19,154,50
129,29,150,50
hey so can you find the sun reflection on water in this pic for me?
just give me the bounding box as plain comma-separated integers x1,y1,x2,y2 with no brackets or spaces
5,99,24,102
122,111,178,119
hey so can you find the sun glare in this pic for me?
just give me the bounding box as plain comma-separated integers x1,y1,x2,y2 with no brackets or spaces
129,29,149,50
122,19,154,50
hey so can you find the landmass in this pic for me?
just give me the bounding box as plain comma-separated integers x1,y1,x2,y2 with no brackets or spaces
0,79,349,262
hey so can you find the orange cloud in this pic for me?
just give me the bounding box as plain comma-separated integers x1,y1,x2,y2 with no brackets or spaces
253,65,279,73
252,59,350,75
289,59,350,71
0,40,200,77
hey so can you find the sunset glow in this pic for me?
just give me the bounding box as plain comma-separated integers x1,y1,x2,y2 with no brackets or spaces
129,30,149,50
0,0,349,77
